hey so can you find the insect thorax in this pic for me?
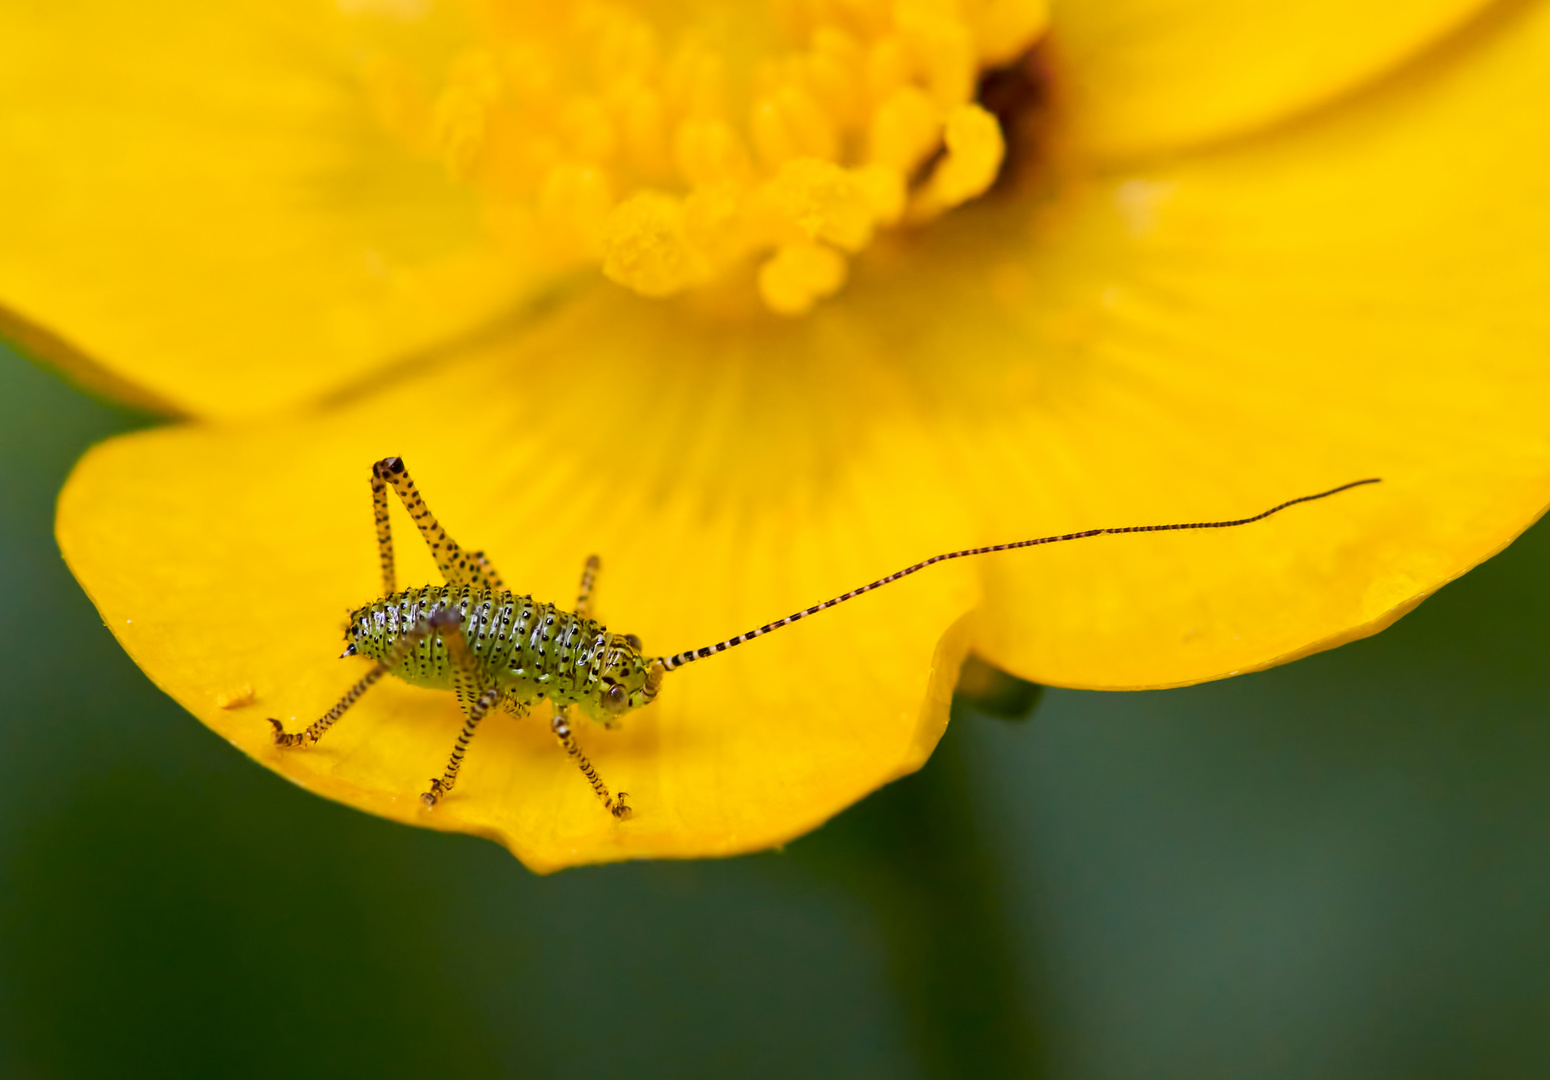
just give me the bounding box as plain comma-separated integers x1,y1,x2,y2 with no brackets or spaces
345,585,660,724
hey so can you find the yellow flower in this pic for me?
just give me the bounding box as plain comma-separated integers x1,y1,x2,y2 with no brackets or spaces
6,0,1549,871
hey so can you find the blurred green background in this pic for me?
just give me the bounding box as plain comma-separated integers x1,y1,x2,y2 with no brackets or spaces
2,339,1548,1079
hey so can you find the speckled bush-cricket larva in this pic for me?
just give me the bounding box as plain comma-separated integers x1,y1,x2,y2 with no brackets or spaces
267,458,1381,819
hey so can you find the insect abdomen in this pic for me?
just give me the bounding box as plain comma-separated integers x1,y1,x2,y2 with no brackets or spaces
346,585,608,706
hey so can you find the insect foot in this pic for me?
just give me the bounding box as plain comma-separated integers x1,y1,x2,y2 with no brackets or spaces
267,717,315,749
610,793,633,821
421,778,449,809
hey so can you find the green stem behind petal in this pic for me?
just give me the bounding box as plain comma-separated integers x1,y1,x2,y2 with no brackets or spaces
791,688,1045,1078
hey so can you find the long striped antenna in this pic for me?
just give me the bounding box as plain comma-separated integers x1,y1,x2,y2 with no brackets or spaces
659,478,1381,671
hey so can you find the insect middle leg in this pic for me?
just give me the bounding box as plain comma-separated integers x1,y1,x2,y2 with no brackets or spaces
422,609,500,807
552,706,632,819
371,456,505,593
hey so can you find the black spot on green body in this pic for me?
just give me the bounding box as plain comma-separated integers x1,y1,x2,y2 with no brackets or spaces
346,584,658,727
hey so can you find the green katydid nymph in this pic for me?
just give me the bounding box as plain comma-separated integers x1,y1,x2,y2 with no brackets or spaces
270,457,1380,819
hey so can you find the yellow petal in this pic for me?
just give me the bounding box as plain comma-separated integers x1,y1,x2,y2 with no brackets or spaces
859,0,1550,686
54,0,1550,868
1050,0,1495,159
5,0,1501,418
57,292,984,871
0,1,545,418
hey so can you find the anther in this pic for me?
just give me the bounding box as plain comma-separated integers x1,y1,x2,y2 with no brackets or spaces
386,6,1049,316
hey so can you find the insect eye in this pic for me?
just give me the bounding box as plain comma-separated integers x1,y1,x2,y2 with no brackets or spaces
624,633,643,650
604,684,629,713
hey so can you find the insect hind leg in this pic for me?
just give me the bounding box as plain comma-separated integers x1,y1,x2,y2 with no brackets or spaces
371,466,396,596
371,457,505,591
552,706,631,819
268,613,442,747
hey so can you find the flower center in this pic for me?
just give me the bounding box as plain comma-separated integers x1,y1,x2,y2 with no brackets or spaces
370,1,1048,316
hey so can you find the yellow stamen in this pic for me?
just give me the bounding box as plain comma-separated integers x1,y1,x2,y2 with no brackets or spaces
914,102,1006,218
868,85,943,172
602,191,701,297
751,84,840,169
379,1,1048,315
805,26,866,126
767,158,877,252
895,3,977,106
432,50,503,181
853,163,909,226
758,241,848,316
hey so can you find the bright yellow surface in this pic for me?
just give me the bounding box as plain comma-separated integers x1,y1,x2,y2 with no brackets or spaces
849,0,1550,687
1049,0,1493,159
0,1,539,416
38,0,1550,868
58,316,981,870
3,0,1499,416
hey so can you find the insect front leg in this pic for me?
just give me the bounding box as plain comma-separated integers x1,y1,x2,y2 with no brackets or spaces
371,457,506,591
575,554,600,619
552,706,631,820
268,615,439,747
421,609,498,808
576,554,646,665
